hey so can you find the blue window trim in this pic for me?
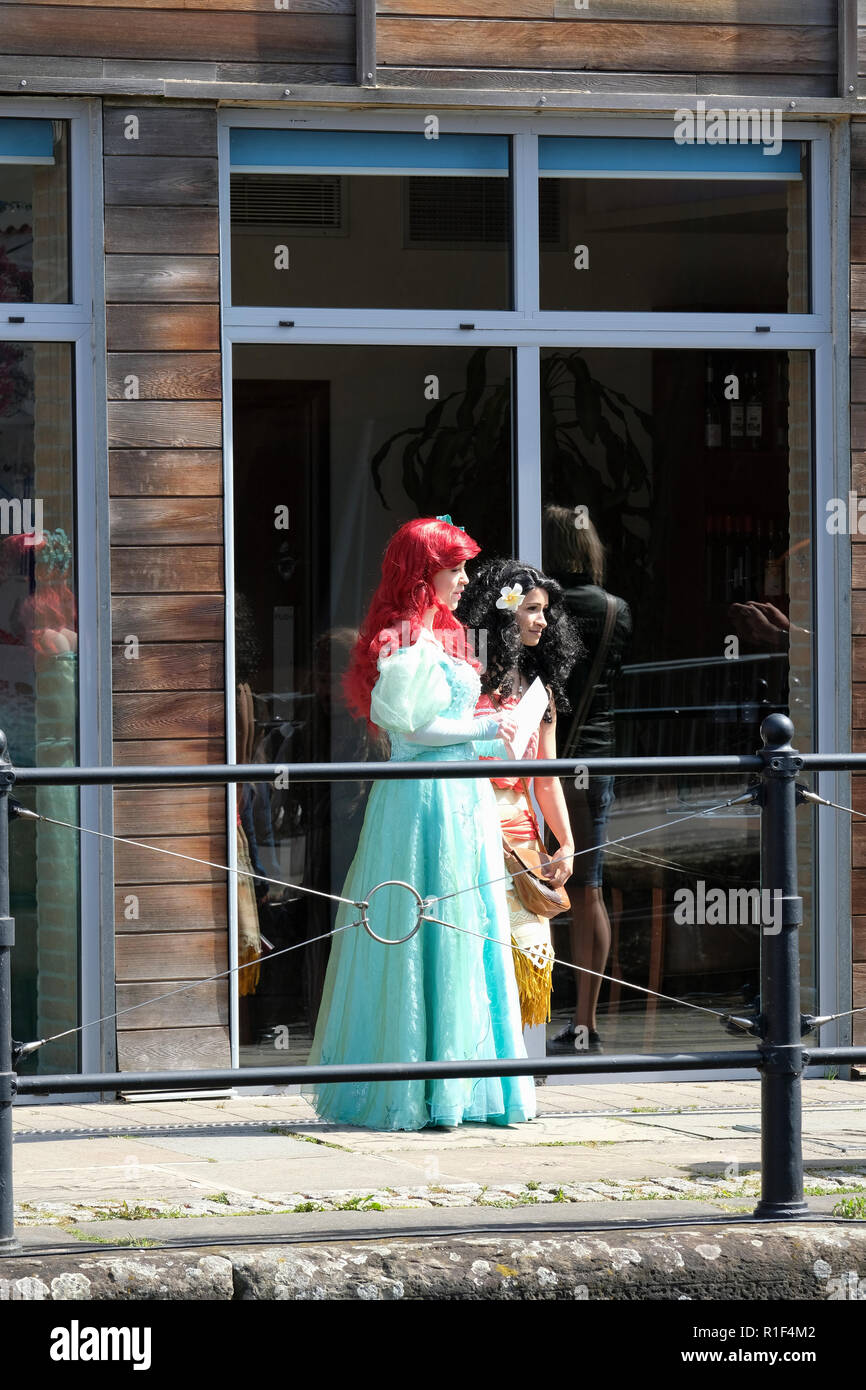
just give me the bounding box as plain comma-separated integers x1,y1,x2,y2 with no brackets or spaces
0,117,55,165
539,135,802,180
229,128,510,177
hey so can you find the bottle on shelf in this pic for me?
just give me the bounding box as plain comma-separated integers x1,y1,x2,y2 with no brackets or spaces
746,368,764,449
705,359,722,449
705,514,716,603
764,523,784,598
729,362,745,446
774,357,788,452
742,515,754,600
722,514,735,604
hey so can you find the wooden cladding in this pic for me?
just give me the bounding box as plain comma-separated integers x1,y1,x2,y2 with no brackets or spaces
105,103,229,1071
0,0,851,95
0,7,354,65
373,0,838,95
377,17,834,76
378,1,832,17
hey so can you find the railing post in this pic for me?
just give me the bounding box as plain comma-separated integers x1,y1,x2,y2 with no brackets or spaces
0,730,19,1252
753,713,808,1218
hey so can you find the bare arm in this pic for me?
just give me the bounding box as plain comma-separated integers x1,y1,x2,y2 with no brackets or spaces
532,695,574,886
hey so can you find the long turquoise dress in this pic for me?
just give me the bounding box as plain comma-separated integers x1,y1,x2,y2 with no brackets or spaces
306,628,536,1131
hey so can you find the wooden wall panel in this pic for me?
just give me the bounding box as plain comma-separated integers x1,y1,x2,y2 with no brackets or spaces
379,0,830,18
109,497,223,544
114,786,226,836
0,9,354,65
107,403,223,450
107,305,220,352
111,594,224,641
112,738,225,766
114,882,228,933
111,641,223,691
105,254,219,303
116,1026,231,1073
376,18,834,76
109,450,222,494
105,206,219,255
23,0,351,9
117,932,227,978
0,0,843,95
114,981,228,1029
105,103,230,1071
112,692,225,740
107,358,222,401
110,546,224,593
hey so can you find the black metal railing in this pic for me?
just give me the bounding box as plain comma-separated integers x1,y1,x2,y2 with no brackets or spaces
2,713,866,1254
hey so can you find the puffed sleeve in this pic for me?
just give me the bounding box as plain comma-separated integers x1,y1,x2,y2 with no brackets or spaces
369,635,452,734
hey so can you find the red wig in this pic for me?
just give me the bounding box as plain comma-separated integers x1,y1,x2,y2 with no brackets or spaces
343,517,481,727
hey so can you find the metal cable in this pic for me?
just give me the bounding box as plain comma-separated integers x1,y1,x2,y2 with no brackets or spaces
419,914,735,1024
426,789,757,907
14,788,757,1058
14,806,364,910
19,920,363,1055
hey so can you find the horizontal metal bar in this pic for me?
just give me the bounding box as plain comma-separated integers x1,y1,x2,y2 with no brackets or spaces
8,755,764,787
16,1052,767,1094
17,1046,866,1096
12,748,866,786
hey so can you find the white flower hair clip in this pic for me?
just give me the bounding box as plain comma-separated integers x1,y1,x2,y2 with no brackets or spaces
496,583,525,613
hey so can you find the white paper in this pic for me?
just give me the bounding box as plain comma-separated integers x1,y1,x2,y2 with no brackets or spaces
509,677,548,761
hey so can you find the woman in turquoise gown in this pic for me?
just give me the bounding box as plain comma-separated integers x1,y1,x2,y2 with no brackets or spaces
306,517,536,1131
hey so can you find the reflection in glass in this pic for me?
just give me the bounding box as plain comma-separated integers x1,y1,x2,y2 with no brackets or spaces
539,139,809,313
0,120,70,304
229,129,512,309
540,348,813,1056
1,341,79,1071
232,344,514,1064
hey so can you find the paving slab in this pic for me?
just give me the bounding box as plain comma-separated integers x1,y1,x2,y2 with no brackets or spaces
10,1079,866,1231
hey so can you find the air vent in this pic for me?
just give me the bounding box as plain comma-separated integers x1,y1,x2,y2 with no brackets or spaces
231,174,343,230
406,176,561,246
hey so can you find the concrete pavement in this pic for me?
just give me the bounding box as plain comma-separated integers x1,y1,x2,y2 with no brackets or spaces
4,1077,866,1298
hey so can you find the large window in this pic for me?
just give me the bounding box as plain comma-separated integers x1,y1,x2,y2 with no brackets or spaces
2,342,80,1072
538,136,810,313
0,117,70,304
223,116,828,1071
2,106,92,1075
230,130,513,310
539,345,814,1051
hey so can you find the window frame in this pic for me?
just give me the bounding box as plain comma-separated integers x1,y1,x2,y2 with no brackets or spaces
0,97,105,1085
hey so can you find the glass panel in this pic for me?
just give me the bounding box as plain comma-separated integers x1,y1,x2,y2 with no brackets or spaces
539,347,814,1057
0,120,70,304
1,341,79,1072
539,138,810,313
230,130,512,309
232,344,514,1065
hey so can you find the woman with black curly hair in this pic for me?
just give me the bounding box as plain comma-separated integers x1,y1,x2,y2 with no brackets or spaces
457,559,582,1026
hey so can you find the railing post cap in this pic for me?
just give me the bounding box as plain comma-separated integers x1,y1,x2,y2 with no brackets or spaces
760,713,795,751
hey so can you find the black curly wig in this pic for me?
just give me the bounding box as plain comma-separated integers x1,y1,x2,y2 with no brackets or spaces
456,558,583,721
